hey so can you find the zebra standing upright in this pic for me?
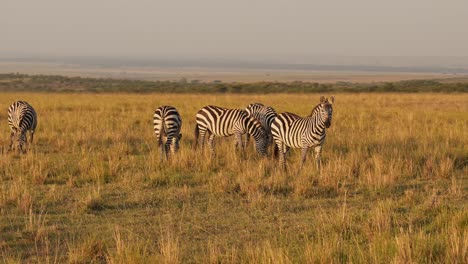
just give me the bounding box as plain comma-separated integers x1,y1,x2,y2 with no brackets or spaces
194,105,268,157
8,101,37,153
245,103,277,151
153,106,182,161
271,96,334,171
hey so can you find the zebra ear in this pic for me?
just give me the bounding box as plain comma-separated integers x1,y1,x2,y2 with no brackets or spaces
329,96,335,105
320,96,326,103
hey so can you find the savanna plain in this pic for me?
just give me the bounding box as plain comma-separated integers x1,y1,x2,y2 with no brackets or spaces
0,92,467,263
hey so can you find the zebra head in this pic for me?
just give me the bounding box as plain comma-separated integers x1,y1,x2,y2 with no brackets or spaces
319,96,334,128
245,116,268,156
12,130,27,152
245,103,265,116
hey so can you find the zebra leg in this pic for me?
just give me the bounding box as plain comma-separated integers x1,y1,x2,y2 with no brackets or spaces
165,137,172,161
234,133,244,150
314,145,323,171
279,144,288,171
208,134,215,158
300,147,308,171
8,132,14,151
20,134,27,154
198,127,207,151
273,142,279,159
172,134,181,155
234,133,245,158
21,145,26,154
170,137,177,157
29,131,34,151
244,133,251,149
158,136,164,162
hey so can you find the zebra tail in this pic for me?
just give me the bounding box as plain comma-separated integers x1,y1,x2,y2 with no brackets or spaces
193,124,199,149
157,119,166,147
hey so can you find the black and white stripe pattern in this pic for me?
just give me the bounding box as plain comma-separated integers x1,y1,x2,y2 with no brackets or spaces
8,101,37,153
245,103,277,150
194,105,267,157
271,96,334,170
153,106,182,160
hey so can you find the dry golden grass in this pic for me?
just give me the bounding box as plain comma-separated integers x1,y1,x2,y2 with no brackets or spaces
0,92,467,263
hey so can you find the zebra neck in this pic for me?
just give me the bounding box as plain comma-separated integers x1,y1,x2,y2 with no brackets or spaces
234,116,248,134
309,114,326,135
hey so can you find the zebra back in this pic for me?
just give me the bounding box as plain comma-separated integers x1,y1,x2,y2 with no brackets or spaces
196,105,248,136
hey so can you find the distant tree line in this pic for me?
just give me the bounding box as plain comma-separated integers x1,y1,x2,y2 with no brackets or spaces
0,73,467,93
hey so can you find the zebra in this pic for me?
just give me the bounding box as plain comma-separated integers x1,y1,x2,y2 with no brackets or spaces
8,101,37,153
271,96,334,171
245,103,277,151
153,106,182,161
194,105,268,157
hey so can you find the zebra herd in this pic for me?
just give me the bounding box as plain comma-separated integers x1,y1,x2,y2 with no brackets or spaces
6,96,334,170
154,95,335,170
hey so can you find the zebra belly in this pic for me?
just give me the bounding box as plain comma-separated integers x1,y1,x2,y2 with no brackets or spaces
281,134,304,149
210,127,235,137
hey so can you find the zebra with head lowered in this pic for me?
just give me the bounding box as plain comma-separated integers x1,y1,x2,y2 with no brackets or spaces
153,106,182,161
8,101,37,153
271,96,334,171
245,103,277,152
194,105,268,157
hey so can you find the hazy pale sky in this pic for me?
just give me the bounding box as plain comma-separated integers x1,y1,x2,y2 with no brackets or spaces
1,0,468,60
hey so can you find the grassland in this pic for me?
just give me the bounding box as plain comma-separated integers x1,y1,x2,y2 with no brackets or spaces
0,92,467,263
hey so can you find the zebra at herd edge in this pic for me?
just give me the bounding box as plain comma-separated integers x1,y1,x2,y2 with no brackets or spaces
7,101,37,153
271,96,334,170
153,105,183,161
5,96,335,171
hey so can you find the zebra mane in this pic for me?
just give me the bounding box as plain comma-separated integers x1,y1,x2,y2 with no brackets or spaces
308,99,333,117
283,112,302,118
308,103,322,117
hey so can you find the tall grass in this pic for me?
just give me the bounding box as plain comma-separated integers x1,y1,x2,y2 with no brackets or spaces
0,92,466,263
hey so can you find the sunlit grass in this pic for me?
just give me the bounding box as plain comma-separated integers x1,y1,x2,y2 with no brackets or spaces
0,92,467,263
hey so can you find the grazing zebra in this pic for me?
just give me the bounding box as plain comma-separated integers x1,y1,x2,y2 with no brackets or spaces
153,106,182,160
8,101,37,153
245,103,277,150
271,96,334,171
194,105,268,157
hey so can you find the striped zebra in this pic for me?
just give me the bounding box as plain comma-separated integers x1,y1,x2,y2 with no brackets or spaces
8,101,37,153
245,103,277,150
194,105,268,157
271,96,334,170
153,106,182,160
